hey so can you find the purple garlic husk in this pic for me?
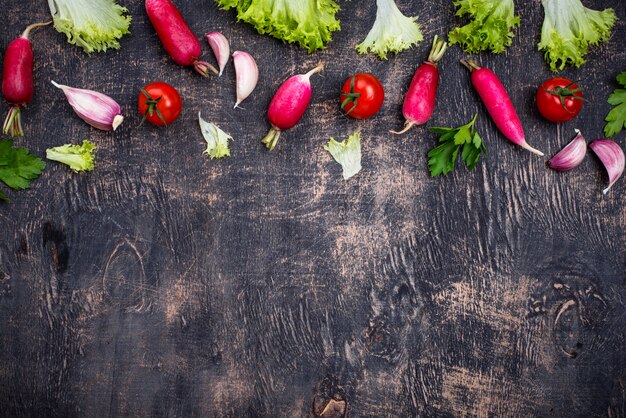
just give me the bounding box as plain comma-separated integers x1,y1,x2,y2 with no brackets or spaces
548,129,587,172
51,81,124,131
589,139,625,194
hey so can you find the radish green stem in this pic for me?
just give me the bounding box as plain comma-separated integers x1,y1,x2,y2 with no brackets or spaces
262,129,281,150
427,35,447,64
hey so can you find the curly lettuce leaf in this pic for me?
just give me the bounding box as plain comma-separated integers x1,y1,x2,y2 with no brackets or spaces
48,0,132,53
448,0,520,54
46,140,96,172
356,0,423,59
324,132,362,180
215,0,340,53
539,0,616,72
199,113,231,159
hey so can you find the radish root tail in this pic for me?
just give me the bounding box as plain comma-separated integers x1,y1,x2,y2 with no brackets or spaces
390,121,416,135
521,141,544,156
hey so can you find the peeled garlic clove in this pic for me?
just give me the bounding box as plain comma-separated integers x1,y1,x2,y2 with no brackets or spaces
51,81,123,131
548,129,587,172
589,139,625,194
206,32,230,76
232,51,258,109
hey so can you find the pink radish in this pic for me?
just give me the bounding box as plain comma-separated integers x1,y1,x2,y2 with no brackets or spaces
145,0,216,77
262,63,324,150
1,21,50,137
462,60,543,156
391,35,447,135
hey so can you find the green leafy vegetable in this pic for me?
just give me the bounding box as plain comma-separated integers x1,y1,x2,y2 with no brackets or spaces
428,115,487,176
356,0,423,59
46,140,96,172
48,0,132,53
538,0,616,72
0,138,46,201
199,112,231,159
604,72,626,138
448,0,520,54
215,0,341,53
0,190,8,202
324,131,362,180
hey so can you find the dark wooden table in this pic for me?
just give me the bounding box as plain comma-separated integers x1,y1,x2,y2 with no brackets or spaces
1,1,625,416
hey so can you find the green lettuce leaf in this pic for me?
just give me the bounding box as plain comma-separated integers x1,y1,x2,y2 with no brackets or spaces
199,112,231,159
48,0,132,53
356,0,423,59
538,0,616,72
324,132,362,180
46,140,96,172
448,0,520,54
215,0,341,53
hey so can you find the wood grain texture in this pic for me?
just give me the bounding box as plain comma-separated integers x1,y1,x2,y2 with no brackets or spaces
0,0,624,417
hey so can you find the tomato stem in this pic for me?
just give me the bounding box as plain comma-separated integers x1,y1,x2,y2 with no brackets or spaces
340,75,361,115
543,83,587,114
139,89,167,126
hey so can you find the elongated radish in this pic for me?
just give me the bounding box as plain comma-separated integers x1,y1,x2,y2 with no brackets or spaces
462,60,543,156
2,21,50,137
262,63,324,151
145,0,217,77
391,35,447,135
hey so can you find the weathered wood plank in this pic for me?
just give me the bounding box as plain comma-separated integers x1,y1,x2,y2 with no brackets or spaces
0,0,624,417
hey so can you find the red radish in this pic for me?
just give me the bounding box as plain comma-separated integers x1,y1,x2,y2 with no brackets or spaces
262,63,324,150
462,60,543,156
2,21,50,137
391,35,447,135
145,0,217,77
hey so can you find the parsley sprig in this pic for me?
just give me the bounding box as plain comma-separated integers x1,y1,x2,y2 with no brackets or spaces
604,71,626,138
0,139,46,202
427,114,487,176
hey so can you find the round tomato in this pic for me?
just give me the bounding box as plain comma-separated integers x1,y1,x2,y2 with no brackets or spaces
138,82,182,126
340,73,384,119
536,77,584,123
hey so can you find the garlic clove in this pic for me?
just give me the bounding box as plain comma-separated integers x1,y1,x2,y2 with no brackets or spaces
51,80,123,131
548,129,587,172
206,32,230,76
232,51,258,109
589,139,625,194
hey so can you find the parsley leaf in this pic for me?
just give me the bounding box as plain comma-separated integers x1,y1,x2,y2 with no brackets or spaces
604,71,626,138
0,189,8,202
427,114,487,176
0,139,46,192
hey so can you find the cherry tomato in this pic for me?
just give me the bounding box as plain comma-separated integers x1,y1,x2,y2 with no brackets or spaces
340,73,384,119
138,82,182,126
536,77,584,123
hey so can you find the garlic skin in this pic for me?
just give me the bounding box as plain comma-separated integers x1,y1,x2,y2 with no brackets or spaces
206,32,230,76
51,81,123,131
232,51,258,109
589,139,625,194
548,129,587,172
